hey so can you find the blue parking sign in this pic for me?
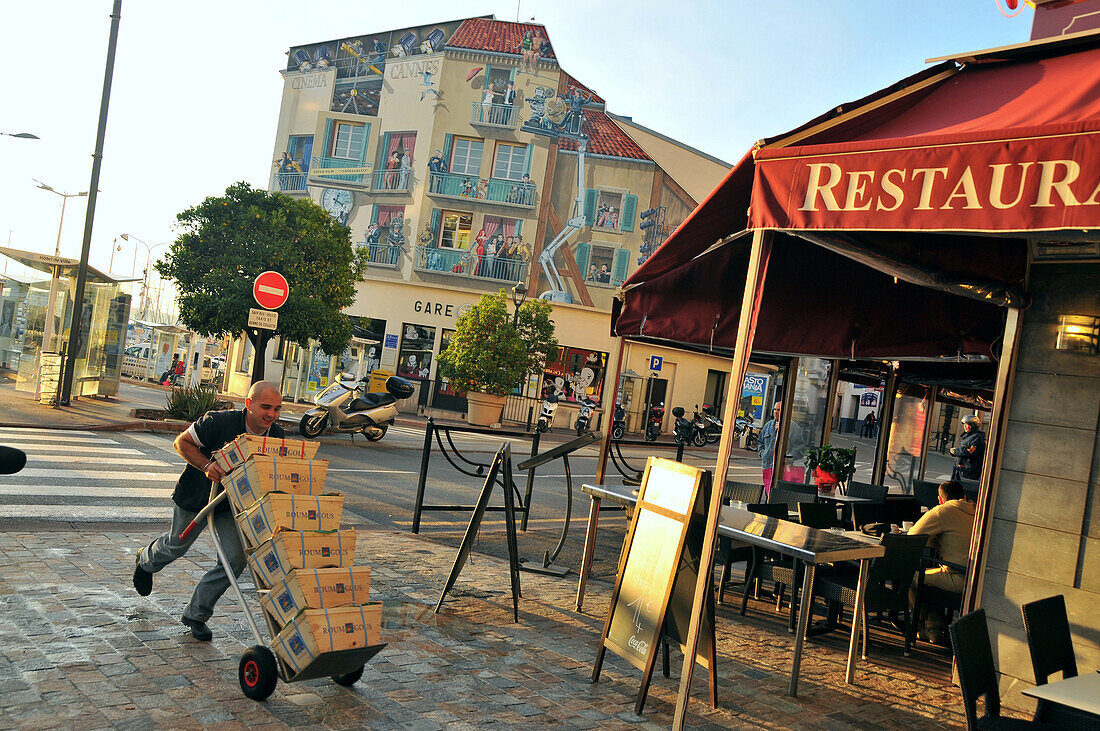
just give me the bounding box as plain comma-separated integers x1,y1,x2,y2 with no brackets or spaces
650,355,663,372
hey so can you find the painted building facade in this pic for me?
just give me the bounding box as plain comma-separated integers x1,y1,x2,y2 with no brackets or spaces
235,16,730,429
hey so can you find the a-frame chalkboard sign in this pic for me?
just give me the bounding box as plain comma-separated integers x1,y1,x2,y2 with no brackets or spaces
592,457,718,714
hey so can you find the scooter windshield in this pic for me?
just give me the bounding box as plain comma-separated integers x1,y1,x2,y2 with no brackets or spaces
315,382,353,405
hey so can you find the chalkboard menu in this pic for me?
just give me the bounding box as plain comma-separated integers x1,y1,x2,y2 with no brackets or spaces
593,457,716,714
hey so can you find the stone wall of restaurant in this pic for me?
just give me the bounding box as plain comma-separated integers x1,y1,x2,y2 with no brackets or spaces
981,261,1100,710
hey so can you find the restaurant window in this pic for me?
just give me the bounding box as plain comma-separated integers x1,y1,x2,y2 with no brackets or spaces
352,316,385,373
779,358,832,484
492,143,528,180
449,137,483,177
330,121,366,159
397,323,435,380
884,384,930,493
542,346,608,405
439,211,473,250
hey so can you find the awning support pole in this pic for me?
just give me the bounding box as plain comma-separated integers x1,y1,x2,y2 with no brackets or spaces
871,364,897,486
595,336,626,484
673,229,771,729
963,306,1022,615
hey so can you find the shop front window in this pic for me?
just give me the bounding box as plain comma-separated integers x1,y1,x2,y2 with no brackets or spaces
542,346,608,405
780,357,832,484
397,323,435,380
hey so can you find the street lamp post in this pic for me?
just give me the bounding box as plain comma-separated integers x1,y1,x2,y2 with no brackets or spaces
35,181,89,353
511,282,528,327
120,233,171,320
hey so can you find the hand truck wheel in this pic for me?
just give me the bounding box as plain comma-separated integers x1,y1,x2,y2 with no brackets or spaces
332,664,365,687
239,645,278,700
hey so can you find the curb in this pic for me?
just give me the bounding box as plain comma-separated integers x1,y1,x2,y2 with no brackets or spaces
0,420,191,434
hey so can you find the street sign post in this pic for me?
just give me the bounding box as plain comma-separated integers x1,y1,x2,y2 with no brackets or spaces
253,270,289,310
248,308,279,330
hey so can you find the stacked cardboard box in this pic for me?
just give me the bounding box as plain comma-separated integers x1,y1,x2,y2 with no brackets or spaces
212,436,380,676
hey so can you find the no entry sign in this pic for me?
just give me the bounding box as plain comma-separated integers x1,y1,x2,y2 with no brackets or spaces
253,270,289,310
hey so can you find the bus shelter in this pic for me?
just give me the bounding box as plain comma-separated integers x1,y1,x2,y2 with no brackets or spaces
0,247,135,401
605,31,1100,723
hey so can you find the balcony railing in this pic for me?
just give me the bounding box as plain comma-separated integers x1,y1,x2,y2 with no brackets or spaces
413,245,528,283
370,169,412,194
427,172,536,209
470,102,520,130
309,155,372,186
364,243,403,268
273,171,308,192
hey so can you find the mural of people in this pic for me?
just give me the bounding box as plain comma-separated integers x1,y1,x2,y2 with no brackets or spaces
364,222,382,244
388,215,406,248
398,148,413,188
384,150,402,189
501,81,517,124
427,149,446,192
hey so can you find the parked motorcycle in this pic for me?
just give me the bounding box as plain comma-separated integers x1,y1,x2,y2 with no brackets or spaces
673,407,707,447
644,403,665,442
299,374,414,441
536,393,558,433
733,415,759,450
574,395,597,436
610,403,626,440
699,404,723,444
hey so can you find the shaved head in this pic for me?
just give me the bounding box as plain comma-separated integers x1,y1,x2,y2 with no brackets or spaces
247,380,281,401
245,381,283,433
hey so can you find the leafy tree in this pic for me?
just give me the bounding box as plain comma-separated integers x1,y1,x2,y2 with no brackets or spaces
437,290,558,396
157,182,368,382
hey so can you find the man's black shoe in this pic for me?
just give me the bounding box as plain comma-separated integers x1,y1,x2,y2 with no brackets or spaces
133,558,153,597
181,616,212,641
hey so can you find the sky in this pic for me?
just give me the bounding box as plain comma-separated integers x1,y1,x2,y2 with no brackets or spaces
1,0,1035,298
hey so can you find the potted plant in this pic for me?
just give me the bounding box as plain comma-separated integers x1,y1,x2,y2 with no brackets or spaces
437,290,557,426
803,445,856,495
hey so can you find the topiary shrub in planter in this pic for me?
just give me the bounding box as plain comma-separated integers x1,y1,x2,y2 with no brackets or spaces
437,290,557,424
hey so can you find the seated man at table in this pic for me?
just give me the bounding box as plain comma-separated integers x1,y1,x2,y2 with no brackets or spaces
908,479,975,641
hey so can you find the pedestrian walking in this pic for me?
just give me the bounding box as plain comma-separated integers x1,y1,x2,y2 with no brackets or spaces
131,381,285,641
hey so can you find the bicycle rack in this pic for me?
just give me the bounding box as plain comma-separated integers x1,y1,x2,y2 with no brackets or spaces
412,417,541,533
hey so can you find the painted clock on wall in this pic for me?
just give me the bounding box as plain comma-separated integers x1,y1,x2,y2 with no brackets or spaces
321,188,353,226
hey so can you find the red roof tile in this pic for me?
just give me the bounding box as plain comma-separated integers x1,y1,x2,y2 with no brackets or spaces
558,109,651,161
447,18,556,60
560,72,604,105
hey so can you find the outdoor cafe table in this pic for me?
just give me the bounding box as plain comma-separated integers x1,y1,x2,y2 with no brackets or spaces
577,484,886,696
1022,672,1100,724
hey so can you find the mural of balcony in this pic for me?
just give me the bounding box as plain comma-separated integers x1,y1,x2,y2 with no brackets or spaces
470,102,519,131
370,169,412,194
364,243,403,269
273,171,308,193
308,155,372,187
427,172,536,210
413,245,528,283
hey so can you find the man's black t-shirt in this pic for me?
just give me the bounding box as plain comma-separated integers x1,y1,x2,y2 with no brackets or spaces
172,409,286,513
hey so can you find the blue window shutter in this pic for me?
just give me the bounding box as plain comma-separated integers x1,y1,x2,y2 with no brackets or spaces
612,248,629,285
483,65,491,89
583,189,597,226
442,134,453,166
574,242,591,274
370,205,379,225
522,145,532,175
515,219,523,236
430,208,441,238
324,119,334,156
620,194,637,232
379,132,391,169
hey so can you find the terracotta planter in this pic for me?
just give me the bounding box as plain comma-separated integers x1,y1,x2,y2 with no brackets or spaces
466,391,507,426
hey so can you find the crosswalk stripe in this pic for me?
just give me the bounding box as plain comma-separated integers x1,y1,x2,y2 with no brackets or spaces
0,505,168,521
9,445,145,455
0,435,120,446
0,485,174,497
22,456,178,467
14,469,178,481
0,427,121,436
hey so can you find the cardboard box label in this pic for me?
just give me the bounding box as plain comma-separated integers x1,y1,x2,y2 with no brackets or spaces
236,492,344,547
273,603,382,674
246,529,357,587
213,434,319,472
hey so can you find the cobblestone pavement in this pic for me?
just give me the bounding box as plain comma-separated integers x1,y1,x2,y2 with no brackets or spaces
0,521,998,730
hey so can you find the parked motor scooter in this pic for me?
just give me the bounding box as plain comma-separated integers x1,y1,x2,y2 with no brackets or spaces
299,373,414,441
610,403,626,440
673,407,707,447
644,403,665,442
733,415,759,450
574,395,598,435
536,393,558,433
700,404,723,444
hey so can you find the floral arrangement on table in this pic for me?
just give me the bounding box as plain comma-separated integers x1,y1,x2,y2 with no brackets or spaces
803,445,857,494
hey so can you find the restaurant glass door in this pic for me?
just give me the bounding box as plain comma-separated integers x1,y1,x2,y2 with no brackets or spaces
883,383,930,494
779,357,832,484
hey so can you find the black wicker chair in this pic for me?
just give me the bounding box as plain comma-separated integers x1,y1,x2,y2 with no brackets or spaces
850,502,888,531
716,481,765,604
740,502,800,632
812,532,928,658
797,501,840,529
883,495,923,526
906,556,964,651
1022,594,1078,686
770,480,817,510
949,609,1044,729
913,479,942,509
847,481,888,503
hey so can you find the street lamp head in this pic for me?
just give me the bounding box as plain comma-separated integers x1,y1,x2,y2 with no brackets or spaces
35,182,56,193
511,281,529,310
3,132,39,139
